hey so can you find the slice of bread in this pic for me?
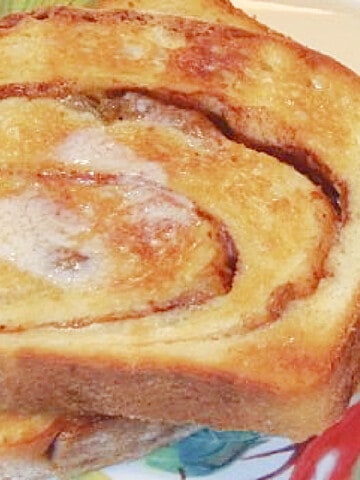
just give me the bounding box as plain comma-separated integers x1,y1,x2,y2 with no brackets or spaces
0,3,275,478
0,412,193,480
0,2,359,443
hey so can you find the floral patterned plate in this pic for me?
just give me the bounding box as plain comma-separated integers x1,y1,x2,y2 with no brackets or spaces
1,1,359,479
77,394,360,480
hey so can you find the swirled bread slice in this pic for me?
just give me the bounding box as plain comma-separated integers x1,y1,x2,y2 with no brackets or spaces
0,412,193,480
0,6,359,442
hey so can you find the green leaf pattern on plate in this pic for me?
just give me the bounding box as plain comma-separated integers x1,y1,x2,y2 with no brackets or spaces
0,0,93,16
145,429,265,476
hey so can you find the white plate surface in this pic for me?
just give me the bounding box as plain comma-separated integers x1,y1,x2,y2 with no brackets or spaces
234,0,360,73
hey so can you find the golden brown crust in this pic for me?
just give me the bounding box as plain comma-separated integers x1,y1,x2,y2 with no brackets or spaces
0,3,358,443
92,0,277,36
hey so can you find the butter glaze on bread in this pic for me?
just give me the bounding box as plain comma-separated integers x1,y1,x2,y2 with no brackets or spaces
0,5,359,442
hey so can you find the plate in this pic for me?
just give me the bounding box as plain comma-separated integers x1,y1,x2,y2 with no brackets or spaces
77,2,360,480
233,0,360,74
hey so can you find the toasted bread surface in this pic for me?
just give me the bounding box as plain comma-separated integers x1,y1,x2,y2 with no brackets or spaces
0,5,358,441
92,0,275,34
0,93,334,333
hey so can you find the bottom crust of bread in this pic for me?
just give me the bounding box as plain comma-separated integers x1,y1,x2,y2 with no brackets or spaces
0,414,195,480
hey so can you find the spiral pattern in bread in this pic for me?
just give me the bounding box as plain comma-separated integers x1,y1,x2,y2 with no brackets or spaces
0,6,359,440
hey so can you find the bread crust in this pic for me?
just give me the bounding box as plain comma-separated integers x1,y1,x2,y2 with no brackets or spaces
2,310,360,441
0,357,341,441
0,4,359,443
91,0,277,35
0,413,193,479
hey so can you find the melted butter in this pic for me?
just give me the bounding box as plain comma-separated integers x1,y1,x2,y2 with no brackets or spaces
0,190,105,288
122,177,196,227
0,174,197,292
55,128,168,184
